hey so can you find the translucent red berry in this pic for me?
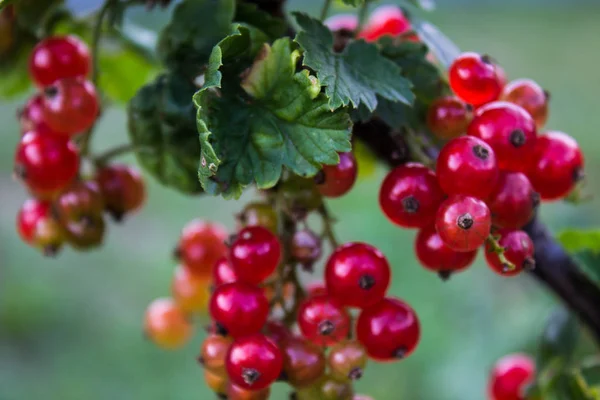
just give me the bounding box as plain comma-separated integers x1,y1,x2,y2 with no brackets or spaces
325,242,391,308
358,5,414,42
489,353,535,400
265,320,293,345
29,35,90,87
16,198,64,255
226,334,283,391
487,172,538,229
54,180,104,224
307,282,328,297
212,257,238,287
468,101,537,172
199,334,232,376
316,152,358,198
356,297,420,362
64,213,105,250
379,162,445,228
501,78,549,129
41,78,99,135
527,131,584,201
209,282,269,338
176,219,228,279
435,195,492,252
328,340,368,381
227,382,271,400
204,370,227,395
449,52,505,107
19,94,56,134
230,226,281,285
144,297,193,349
171,265,210,313
415,225,477,278
324,14,358,32
426,96,473,139
436,136,499,199
485,230,535,277
280,336,326,388
96,164,145,220
298,294,351,346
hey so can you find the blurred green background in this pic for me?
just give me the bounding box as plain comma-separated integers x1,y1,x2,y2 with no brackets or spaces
2,1,600,399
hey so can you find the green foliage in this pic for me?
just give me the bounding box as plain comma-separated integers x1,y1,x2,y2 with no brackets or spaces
194,29,352,199
404,0,436,11
537,307,580,369
558,229,600,254
234,2,287,40
341,0,365,6
128,72,203,194
412,20,460,69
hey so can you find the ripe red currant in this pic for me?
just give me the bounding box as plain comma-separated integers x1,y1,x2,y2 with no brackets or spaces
209,282,269,338
280,336,326,388
426,96,473,139
204,370,227,395
230,226,281,285
485,230,535,277
16,198,64,255
29,35,90,87
415,225,478,279
527,131,584,201
435,195,492,252
449,52,505,107
265,320,292,345
488,353,535,400
14,128,79,198
298,294,351,346
324,14,358,32
19,94,56,134
212,257,238,287
328,340,368,381
467,101,537,172
144,297,193,349
171,265,211,313
487,172,538,229
199,334,233,376
356,297,420,362
316,152,358,198
379,162,446,228
53,180,105,224
238,202,278,234
226,334,283,391
95,164,146,220
325,242,391,308
175,219,228,279
294,375,354,400
501,79,549,129
307,282,328,297
291,229,322,268
227,382,271,400
436,136,499,199
41,78,99,135
358,5,414,43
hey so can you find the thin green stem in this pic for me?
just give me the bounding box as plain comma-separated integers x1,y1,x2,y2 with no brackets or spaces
92,143,154,166
486,234,516,272
319,0,333,21
355,2,370,35
318,203,339,248
404,129,435,168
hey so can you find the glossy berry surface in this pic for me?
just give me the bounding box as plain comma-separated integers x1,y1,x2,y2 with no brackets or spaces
209,282,269,338
485,230,535,277
16,198,64,255
415,225,477,277
204,370,227,394
435,195,492,252
19,94,54,134
356,297,420,362
96,164,145,220
426,96,473,139
171,265,210,313
487,172,538,229
527,131,584,201
298,294,351,346
227,383,271,400
29,35,90,87
14,129,79,197
226,334,283,391
230,226,282,285
199,334,232,376
358,5,413,42
489,353,535,400
449,52,505,107
328,340,368,381
63,213,105,250
144,297,192,350
324,14,358,32
379,162,446,228
42,78,99,135
176,219,228,279
468,101,537,172
436,136,499,199
281,336,326,388
238,202,278,234
317,152,358,198
501,78,549,129
212,257,238,287
54,180,104,225
325,242,391,308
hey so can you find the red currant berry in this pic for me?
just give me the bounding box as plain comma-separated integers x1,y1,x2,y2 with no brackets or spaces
379,162,446,228
292,229,322,268
204,370,227,395
230,226,281,285
356,297,420,362
14,129,79,197
265,320,292,345
19,94,56,134
325,242,391,308
489,353,535,400
449,52,505,107
324,14,359,32
358,5,414,43
436,136,499,199
281,336,326,388
144,297,193,349
435,195,492,252
171,265,210,313
42,78,99,135
238,202,278,234
226,334,283,391
468,101,537,172
53,180,105,224
298,294,351,346
16,198,64,255
307,282,328,297
175,219,228,279
328,340,368,381
29,35,90,87
212,257,238,287
426,96,473,139
501,79,549,129
63,213,106,250
209,282,269,338
227,382,270,400
527,131,584,201
415,225,477,279
487,172,538,229
485,230,535,277
199,334,233,376
95,164,146,220
316,152,358,198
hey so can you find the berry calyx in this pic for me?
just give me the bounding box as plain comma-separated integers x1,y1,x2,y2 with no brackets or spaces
280,336,326,388
175,219,228,279
226,334,283,391
487,172,538,229
29,35,90,87
171,265,211,313
449,52,506,107
297,294,351,346
501,78,549,129
199,334,233,376
95,164,146,221
328,340,368,382
485,230,535,276
488,353,535,400
238,202,278,234
435,195,492,252
316,152,358,198
358,5,414,43
41,78,99,135
426,96,473,139
230,226,282,285
212,257,238,287
144,297,193,349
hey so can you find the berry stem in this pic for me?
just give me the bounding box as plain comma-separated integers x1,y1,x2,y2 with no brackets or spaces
355,2,370,35
92,143,155,166
404,128,436,168
485,234,516,272
318,203,339,249
319,0,333,21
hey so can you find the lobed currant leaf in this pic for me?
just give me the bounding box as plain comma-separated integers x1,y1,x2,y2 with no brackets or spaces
294,12,414,111
538,307,579,370
412,19,460,69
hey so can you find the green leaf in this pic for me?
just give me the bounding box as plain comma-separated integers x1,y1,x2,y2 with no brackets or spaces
403,0,435,11
294,12,414,111
413,19,460,69
157,0,235,78
0,36,34,98
0,0,15,11
557,229,600,254
341,0,364,6
128,72,203,194
194,35,352,198
234,2,287,40
538,307,580,370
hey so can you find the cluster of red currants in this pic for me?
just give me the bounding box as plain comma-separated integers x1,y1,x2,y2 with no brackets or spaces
14,35,145,255
489,353,536,400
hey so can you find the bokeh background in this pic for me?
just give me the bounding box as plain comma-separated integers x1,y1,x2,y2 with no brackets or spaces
1,0,600,399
